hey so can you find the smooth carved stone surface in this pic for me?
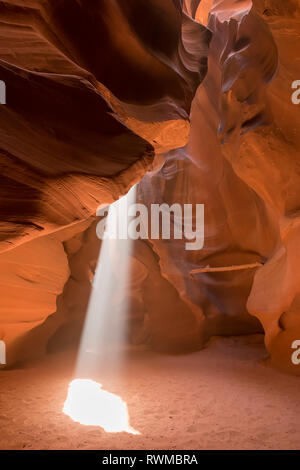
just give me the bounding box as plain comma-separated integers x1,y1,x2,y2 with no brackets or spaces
0,0,299,374
0,0,211,364
0,0,211,252
0,235,69,367
133,0,278,351
131,0,300,373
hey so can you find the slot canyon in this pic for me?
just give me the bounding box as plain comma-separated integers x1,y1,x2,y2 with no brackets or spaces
0,0,299,451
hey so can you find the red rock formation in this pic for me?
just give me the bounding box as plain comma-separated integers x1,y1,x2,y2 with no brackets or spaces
0,0,211,365
0,0,211,253
134,0,279,352
0,0,299,374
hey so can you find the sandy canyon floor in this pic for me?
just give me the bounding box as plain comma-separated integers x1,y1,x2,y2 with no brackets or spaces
0,335,299,450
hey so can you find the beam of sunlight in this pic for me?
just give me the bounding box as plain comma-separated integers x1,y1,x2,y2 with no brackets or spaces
63,186,139,435
77,185,136,373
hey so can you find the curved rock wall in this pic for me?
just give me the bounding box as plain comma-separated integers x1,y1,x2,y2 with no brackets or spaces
0,0,299,373
134,0,279,352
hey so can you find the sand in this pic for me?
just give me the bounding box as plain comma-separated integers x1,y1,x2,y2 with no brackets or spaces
0,335,299,450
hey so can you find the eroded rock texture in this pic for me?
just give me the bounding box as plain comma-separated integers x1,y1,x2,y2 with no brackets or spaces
0,0,210,365
0,0,299,374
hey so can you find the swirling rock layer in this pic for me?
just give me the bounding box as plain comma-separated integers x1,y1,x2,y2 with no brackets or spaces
0,0,299,374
